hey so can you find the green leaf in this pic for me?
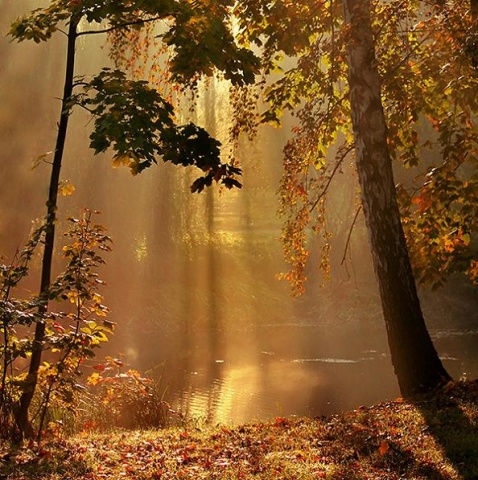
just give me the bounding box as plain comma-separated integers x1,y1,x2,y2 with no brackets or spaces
9,4,71,43
75,68,241,190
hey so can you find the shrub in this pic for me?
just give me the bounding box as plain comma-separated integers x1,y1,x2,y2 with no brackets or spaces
0,210,112,441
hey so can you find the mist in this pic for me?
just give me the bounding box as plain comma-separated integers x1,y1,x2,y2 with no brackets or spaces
1,1,477,426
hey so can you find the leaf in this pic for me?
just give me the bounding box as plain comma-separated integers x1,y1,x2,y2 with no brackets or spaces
58,180,76,197
190,177,206,193
222,178,242,190
378,440,390,455
411,192,432,214
462,233,471,246
112,154,134,169
87,372,101,386
9,6,70,43
32,151,53,170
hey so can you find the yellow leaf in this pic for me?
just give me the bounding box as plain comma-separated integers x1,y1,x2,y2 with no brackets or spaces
86,372,100,386
95,331,109,343
112,154,133,168
67,291,80,305
58,180,76,196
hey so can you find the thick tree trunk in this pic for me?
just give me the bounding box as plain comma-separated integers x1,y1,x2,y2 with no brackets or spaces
15,15,79,440
342,0,451,397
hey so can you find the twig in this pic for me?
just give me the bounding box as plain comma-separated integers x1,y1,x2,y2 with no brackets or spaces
309,142,354,213
341,205,362,265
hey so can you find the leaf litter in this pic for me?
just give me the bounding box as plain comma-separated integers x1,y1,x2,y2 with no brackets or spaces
2,380,478,479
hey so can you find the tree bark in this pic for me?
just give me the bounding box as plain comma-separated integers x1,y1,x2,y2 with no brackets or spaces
342,0,451,397
471,0,478,19
15,15,79,440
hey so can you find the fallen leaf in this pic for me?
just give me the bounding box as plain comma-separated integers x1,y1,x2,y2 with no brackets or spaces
378,440,390,455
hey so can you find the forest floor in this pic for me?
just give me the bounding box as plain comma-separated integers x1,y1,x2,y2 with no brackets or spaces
1,380,478,479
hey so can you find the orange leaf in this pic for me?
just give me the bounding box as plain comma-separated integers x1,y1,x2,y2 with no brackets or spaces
378,440,390,455
412,192,432,213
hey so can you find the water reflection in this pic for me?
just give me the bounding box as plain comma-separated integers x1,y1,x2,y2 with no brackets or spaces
169,330,478,425
172,353,397,425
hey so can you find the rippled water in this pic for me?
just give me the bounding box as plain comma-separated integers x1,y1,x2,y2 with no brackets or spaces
165,327,478,425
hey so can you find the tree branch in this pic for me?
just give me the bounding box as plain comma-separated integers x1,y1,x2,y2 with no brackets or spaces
77,15,172,37
309,142,354,213
340,205,362,266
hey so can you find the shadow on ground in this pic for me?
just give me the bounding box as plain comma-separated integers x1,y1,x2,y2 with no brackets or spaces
415,381,478,480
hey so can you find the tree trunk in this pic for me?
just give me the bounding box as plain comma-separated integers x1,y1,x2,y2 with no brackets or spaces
15,15,79,440
342,0,451,397
471,0,478,67
471,0,478,19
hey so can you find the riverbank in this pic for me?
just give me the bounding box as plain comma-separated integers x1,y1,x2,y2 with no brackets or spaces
2,380,478,479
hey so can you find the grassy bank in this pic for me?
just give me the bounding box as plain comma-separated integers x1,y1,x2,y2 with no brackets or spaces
1,381,478,479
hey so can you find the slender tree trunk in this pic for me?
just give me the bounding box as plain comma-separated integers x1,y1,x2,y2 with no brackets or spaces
342,0,451,397
15,15,79,440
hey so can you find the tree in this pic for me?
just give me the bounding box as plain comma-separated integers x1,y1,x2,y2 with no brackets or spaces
395,1,478,287
342,0,451,396
8,0,255,440
233,0,478,396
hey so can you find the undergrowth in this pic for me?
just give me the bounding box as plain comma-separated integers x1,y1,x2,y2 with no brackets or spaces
0,211,170,442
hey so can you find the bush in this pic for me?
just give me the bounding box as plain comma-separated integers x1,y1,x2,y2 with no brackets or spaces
0,210,112,441
81,356,171,430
